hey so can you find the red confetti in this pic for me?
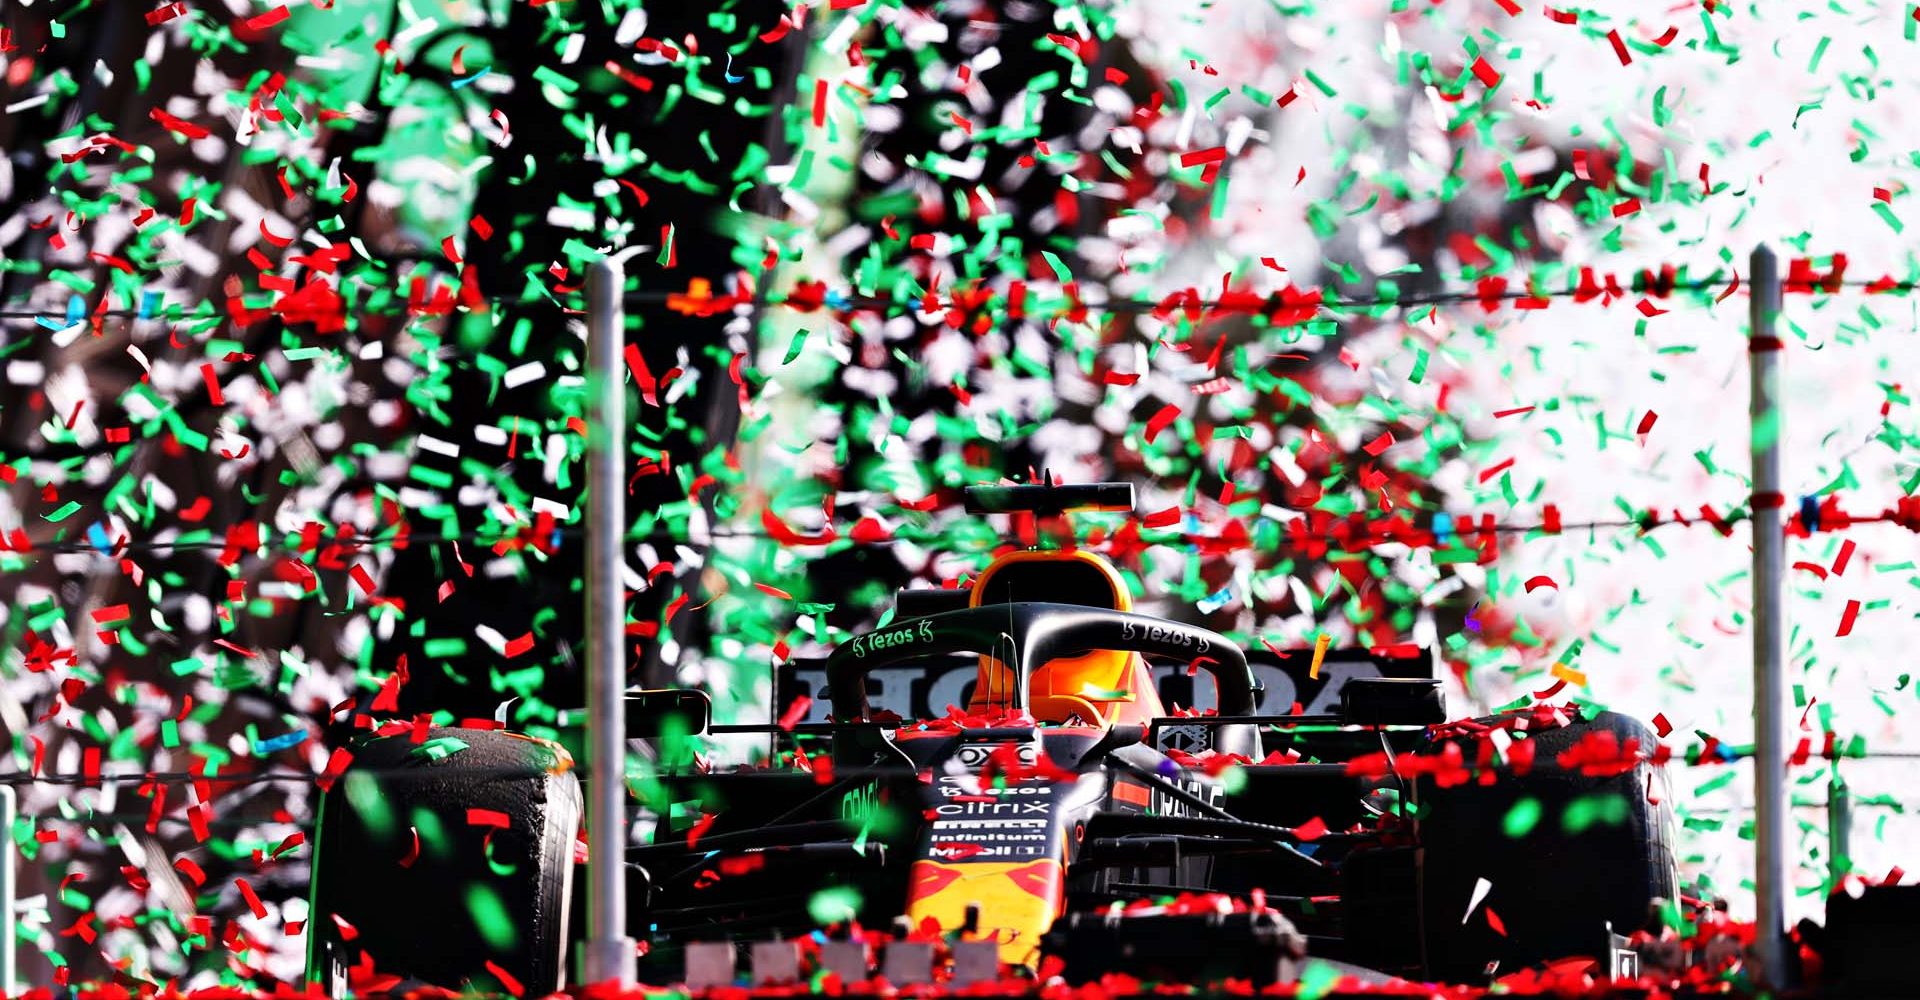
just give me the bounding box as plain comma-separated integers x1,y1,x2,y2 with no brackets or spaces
502,632,535,658
624,343,659,407
1524,575,1558,593
150,107,210,139
467,808,511,829
1470,57,1501,89
316,747,352,792
1836,599,1861,637
760,507,837,546
686,812,718,849
1832,539,1856,576
236,878,268,919
485,960,526,998
1607,29,1631,65
1141,507,1182,529
243,5,289,31
174,857,206,888
777,695,813,731
200,363,224,405
1143,404,1180,443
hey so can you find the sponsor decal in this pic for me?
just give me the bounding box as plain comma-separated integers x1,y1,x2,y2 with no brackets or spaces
938,783,1051,796
850,618,935,659
781,653,1414,725
1005,860,1062,901
1119,619,1210,654
956,740,1037,768
840,780,882,822
933,800,1051,816
1154,723,1213,754
1148,776,1222,818
910,862,963,897
926,775,1063,861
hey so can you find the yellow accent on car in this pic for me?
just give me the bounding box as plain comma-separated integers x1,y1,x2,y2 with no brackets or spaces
904,859,1063,967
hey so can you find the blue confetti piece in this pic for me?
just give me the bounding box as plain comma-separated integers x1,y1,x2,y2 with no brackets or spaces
724,54,745,84
1197,586,1232,613
1432,512,1454,538
452,68,492,90
35,316,63,331
87,523,111,553
252,731,308,755
1797,495,1820,532
65,296,84,325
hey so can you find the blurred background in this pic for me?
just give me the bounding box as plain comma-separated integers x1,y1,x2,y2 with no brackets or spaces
0,0,1915,989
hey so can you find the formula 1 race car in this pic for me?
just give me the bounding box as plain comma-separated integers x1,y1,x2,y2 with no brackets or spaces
305,482,1678,995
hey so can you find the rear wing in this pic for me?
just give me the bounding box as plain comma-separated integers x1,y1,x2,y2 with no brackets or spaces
774,644,1433,727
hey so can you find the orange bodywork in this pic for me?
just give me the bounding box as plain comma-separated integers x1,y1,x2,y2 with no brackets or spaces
913,549,1161,966
965,549,1164,726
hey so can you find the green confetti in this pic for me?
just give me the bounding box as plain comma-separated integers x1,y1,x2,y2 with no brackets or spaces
465,883,520,951
781,328,812,365
1504,797,1542,838
807,885,862,926
1871,201,1904,233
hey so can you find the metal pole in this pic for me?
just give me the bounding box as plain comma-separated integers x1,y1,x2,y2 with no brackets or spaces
583,259,637,987
1828,762,1851,894
1748,244,1789,988
0,784,14,994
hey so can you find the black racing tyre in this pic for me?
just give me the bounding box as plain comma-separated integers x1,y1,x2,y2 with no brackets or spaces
1417,710,1677,981
306,726,581,995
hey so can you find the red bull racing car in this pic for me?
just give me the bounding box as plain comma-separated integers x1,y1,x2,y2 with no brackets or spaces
306,482,1678,995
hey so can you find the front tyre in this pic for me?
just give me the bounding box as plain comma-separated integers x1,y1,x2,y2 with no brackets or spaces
307,726,581,994
1418,710,1677,981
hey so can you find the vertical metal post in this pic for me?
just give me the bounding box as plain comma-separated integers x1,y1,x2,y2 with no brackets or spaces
583,259,636,987
0,784,14,994
1748,244,1789,987
1828,762,1851,893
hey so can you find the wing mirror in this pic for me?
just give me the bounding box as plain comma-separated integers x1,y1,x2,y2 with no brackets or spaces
625,688,712,737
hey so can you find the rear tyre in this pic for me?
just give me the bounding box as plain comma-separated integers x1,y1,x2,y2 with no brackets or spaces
307,726,581,994
1418,710,1677,981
